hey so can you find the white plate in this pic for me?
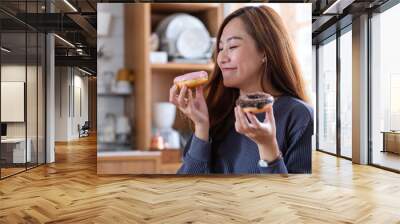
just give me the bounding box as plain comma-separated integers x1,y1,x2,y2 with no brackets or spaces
155,13,209,57
176,28,211,59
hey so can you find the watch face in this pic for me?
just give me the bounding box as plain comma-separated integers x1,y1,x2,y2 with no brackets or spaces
258,160,268,167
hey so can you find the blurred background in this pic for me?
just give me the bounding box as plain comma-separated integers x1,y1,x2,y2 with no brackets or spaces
96,3,312,174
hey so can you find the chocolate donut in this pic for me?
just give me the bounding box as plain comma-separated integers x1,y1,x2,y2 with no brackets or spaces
236,92,274,113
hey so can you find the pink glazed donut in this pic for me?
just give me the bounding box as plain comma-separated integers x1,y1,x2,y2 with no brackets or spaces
173,71,208,89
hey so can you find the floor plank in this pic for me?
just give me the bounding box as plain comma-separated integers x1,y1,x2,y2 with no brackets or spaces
0,135,399,223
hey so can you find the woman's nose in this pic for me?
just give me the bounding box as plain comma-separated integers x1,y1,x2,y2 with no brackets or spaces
218,50,230,64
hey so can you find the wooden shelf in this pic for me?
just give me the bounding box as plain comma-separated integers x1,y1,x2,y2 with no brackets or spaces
151,3,221,13
98,141,131,146
97,143,132,152
98,93,131,97
151,63,215,73
125,3,222,151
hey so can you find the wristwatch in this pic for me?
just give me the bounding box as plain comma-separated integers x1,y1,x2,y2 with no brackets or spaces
258,159,269,168
258,153,282,168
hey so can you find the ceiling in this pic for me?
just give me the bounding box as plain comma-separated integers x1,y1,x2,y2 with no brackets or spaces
0,0,395,75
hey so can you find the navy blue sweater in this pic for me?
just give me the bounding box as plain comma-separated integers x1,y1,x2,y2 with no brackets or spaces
177,95,314,174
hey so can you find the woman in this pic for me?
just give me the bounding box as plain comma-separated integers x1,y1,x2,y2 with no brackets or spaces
170,5,313,174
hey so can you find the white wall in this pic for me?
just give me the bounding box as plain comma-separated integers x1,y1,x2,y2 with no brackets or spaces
55,67,89,141
1,65,34,138
1,64,46,164
55,67,68,141
72,73,89,138
1,66,26,138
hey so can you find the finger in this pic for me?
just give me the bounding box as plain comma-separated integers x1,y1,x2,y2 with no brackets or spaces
169,85,178,104
246,112,261,129
234,107,242,133
244,113,256,130
237,107,250,132
235,121,242,133
187,89,195,111
177,85,188,108
264,105,275,124
195,85,205,100
188,87,193,100
195,85,202,95
189,90,203,115
234,106,241,123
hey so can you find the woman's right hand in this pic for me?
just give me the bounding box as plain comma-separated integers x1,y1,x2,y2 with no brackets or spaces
169,85,210,141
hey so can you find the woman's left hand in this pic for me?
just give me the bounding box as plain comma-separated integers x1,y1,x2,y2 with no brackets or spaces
234,105,281,162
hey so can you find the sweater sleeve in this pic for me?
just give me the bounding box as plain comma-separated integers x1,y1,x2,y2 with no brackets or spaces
257,102,314,174
257,157,288,174
281,121,313,173
176,134,212,174
284,105,314,174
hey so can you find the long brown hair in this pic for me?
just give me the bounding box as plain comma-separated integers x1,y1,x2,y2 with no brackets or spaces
206,5,310,141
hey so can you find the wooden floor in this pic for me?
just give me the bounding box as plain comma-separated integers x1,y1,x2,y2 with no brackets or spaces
1,135,400,223
373,151,400,171
1,167,26,178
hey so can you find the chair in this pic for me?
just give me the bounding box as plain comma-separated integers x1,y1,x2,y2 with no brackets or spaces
79,121,90,138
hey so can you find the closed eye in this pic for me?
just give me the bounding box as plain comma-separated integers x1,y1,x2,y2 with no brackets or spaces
218,46,238,52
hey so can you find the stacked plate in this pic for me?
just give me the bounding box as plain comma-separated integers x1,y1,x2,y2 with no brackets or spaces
156,13,211,59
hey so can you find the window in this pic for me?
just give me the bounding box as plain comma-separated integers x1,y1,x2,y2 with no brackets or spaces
0,1,46,179
371,2,400,171
340,28,352,158
317,36,337,154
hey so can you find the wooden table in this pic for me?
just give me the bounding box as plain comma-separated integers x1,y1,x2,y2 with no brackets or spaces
97,149,182,174
1,138,32,164
381,131,400,154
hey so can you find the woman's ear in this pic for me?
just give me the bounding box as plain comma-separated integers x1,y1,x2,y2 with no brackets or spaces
261,53,267,63
262,56,267,63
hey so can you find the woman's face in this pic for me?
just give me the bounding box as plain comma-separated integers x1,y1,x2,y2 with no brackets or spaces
217,17,265,91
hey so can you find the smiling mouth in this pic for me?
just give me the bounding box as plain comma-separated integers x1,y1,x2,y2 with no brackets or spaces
222,68,237,72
